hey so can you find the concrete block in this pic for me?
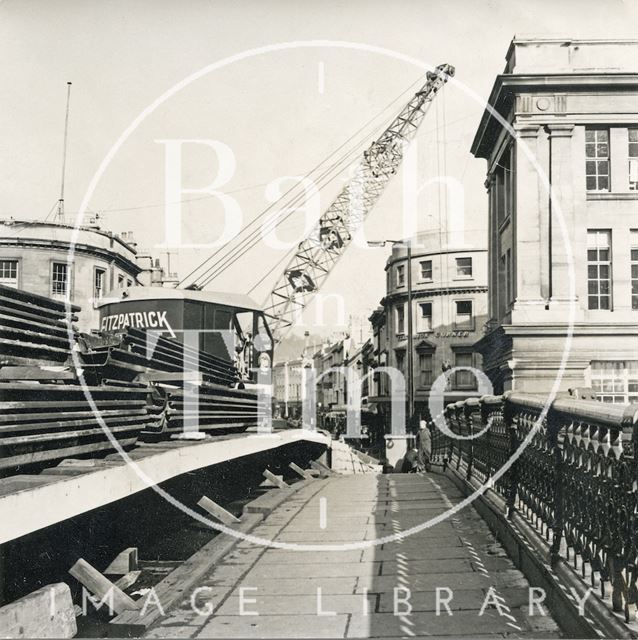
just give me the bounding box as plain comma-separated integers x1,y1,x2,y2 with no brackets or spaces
0,583,77,638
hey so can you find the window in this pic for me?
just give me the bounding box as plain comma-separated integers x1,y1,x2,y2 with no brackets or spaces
454,352,476,390
454,300,473,330
396,305,405,334
0,260,18,288
630,129,638,191
126,278,133,288
585,128,610,192
418,302,432,332
506,249,512,303
494,145,513,226
500,253,507,309
591,361,638,404
632,231,638,310
420,260,432,280
455,257,472,277
94,268,106,300
419,353,433,387
396,265,405,287
587,230,612,310
51,262,69,297
117,274,125,287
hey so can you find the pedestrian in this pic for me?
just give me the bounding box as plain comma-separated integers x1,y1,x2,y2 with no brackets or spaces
400,444,419,473
417,419,432,472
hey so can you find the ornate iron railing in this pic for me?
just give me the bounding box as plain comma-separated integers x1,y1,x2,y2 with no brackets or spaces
441,392,638,622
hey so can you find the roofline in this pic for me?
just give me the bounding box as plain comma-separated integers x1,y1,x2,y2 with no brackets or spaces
385,246,487,270
471,73,638,159
96,285,263,312
0,218,138,254
0,237,143,275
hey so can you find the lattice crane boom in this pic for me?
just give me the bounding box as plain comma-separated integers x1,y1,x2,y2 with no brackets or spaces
264,63,455,340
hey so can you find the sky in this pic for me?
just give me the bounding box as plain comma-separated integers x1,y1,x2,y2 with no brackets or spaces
2,0,637,337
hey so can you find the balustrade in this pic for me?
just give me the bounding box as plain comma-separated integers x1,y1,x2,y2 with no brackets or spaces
436,392,638,622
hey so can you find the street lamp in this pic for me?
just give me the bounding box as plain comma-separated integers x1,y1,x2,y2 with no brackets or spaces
367,239,415,431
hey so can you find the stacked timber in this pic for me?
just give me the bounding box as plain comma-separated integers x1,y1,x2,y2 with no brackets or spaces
156,382,259,436
0,382,153,472
79,328,259,437
0,285,158,475
79,327,239,386
0,283,79,367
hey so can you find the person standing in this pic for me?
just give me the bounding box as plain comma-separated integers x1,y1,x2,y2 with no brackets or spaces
417,419,432,472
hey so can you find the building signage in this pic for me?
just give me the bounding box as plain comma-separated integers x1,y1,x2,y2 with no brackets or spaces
433,330,470,338
100,310,176,338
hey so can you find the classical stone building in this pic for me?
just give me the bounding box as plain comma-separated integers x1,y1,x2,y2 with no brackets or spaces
0,218,164,331
471,37,638,400
272,358,304,419
369,231,488,422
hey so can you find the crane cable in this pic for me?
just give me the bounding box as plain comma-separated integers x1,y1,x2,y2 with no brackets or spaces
177,73,428,288
179,77,425,288
194,134,377,289
194,79,462,290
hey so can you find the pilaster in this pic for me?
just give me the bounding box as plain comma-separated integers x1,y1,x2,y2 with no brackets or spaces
511,124,546,321
547,123,578,308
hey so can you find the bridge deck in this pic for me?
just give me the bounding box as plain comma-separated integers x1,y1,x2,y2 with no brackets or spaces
0,429,328,545
145,473,562,638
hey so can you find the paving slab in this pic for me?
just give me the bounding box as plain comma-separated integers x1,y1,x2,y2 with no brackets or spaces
144,473,562,639
259,550,364,565
220,576,359,595
241,561,379,579
216,594,375,616
361,546,471,562
197,614,349,638
346,609,522,637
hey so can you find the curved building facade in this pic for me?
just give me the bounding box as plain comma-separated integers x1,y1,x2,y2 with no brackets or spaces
0,219,159,331
371,230,488,421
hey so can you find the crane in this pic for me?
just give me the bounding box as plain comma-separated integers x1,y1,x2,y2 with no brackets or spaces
263,63,454,340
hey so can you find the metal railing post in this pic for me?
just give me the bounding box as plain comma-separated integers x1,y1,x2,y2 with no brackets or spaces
503,394,518,519
548,402,564,567
465,402,474,480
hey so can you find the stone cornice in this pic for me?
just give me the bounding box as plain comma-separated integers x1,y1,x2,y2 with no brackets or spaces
384,247,487,270
0,238,142,274
384,286,488,304
485,322,638,337
471,73,638,159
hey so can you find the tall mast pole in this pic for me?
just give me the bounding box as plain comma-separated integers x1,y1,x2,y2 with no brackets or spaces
57,81,72,223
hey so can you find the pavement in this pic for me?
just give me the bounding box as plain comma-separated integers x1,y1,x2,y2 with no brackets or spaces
144,473,562,638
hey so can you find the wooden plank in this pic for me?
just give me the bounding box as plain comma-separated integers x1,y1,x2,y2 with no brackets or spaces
263,469,289,489
113,571,141,591
104,548,138,575
0,366,75,380
110,513,264,634
310,460,335,477
289,462,313,480
0,583,76,638
68,558,139,614
0,437,139,472
57,459,121,468
197,496,241,525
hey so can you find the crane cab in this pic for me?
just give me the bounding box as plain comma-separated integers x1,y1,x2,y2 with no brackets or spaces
97,287,274,382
